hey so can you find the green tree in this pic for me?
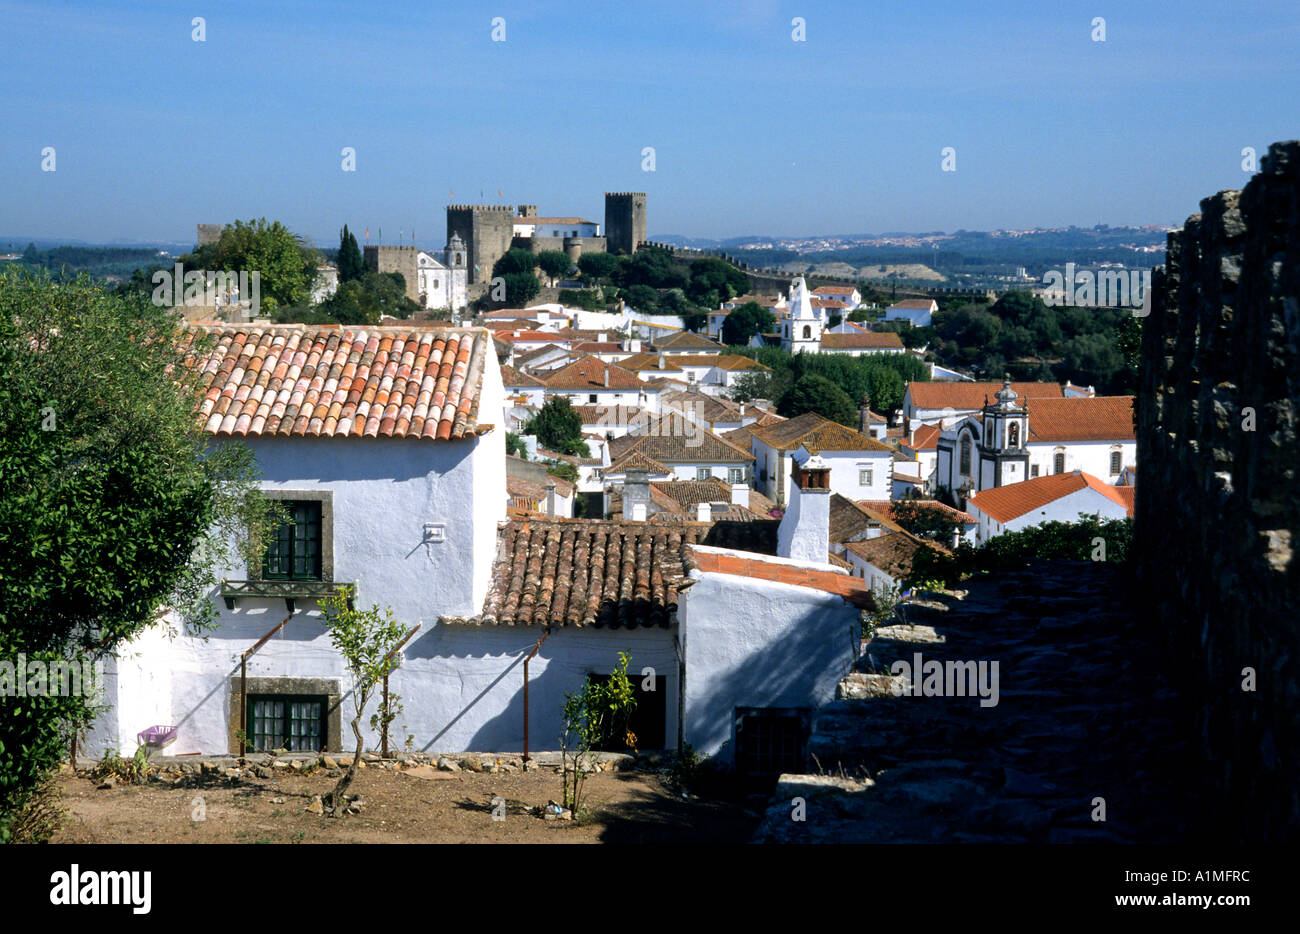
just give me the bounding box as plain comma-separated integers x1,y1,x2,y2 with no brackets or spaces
578,252,619,281
624,284,660,313
527,397,590,457
501,272,540,306
182,218,321,314
506,432,528,459
728,369,789,404
536,250,571,286
337,225,365,283
310,271,417,325
319,586,407,814
778,373,857,426
559,652,637,815
0,271,278,840
493,248,539,277
722,302,774,346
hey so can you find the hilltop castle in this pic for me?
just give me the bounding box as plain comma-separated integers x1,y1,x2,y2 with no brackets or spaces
447,192,646,284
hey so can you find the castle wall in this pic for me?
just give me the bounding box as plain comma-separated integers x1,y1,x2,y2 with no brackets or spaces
447,206,515,285
1135,140,1300,841
364,245,420,302
605,192,646,256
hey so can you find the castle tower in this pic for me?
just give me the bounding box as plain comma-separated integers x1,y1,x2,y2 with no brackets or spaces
604,192,646,256
563,235,583,267
363,245,420,303
517,204,538,218
446,205,515,285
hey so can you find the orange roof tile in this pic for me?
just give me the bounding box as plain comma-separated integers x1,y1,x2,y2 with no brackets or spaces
821,332,904,350
544,357,643,390
1025,396,1136,442
966,471,1134,524
906,381,1064,411
189,324,488,442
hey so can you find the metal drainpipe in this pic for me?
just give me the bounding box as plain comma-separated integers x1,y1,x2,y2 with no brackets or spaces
522,629,551,762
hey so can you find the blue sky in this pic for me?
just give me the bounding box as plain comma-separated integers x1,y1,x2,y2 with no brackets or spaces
2,0,1296,245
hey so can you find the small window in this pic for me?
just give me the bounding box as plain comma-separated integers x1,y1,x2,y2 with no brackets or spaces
859,468,873,486
802,325,812,340
696,468,711,481
1110,450,1122,475
1008,422,1019,447
246,695,325,752
1054,452,1066,474
1031,464,1040,478
728,467,744,484
588,394,598,403
960,436,972,475
263,501,322,580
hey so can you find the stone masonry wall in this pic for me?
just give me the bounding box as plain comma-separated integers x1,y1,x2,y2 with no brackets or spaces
1135,140,1299,841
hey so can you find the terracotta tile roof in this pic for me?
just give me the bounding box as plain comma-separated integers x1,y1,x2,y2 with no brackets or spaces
966,471,1134,524
609,416,754,464
749,411,893,452
812,298,851,309
844,530,947,581
495,330,558,343
572,404,650,427
606,449,675,476
829,493,901,543
660,389,742,424
1025,396,1136,443
189,324,490,441
906,381,1064,412
544,357,643,390
888,299,938,309
692,549,873,609
821,332,904,350
619,352,685,372
485,319,541,330
605,484,688,517
514,343,572,365
904,424,942,451
653,478,735,508
856,499,974,524
685,354,770,371
448,518,780,628
507,473,575,501
812,286,857,296
573,341,624,353
653,331,724,351
500,365,547,388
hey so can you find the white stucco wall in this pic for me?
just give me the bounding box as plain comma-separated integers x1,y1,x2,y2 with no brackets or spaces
968,486,1130,544
794,446,892,501
680,571,859,762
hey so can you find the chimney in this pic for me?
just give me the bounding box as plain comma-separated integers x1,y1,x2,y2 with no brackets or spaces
599,331,607,342
622,470,651,521
546,479,556,517
859,392,872,436
731,482,748,506
777,453,832,563
658,352,666,369
604,367,610,388
696,502,711,522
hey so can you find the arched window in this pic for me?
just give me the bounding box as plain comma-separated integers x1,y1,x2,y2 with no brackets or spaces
1054,449,1066,474
960,435,972,475
1008,422,1019,447
803,325,812,339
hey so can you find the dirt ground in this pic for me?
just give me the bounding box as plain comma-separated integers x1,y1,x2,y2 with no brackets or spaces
49,763,764,844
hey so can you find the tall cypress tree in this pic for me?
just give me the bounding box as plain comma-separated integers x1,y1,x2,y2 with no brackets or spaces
338,224,365,283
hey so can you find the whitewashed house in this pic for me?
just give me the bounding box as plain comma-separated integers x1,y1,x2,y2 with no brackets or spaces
884,299,937,327
749,411,893,506
964,470,1134,544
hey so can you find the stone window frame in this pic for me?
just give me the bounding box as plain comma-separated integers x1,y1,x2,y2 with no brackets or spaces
250,490,335,584
229,676,343,754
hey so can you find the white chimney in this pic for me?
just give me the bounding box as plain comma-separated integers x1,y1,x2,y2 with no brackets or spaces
603,367,609,388
599,331,607,342
631,502,647,521
777,454,832,564
623,470,651,521
731,482,748,506
696,502,710,522
546,479,556,517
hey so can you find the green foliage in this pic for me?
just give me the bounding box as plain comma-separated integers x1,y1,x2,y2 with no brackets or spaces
308,271,418,325
577,252,619,280
320,586,408,812
337,225,365,283
493,248,539,277
536,250,571,284
722,302,774,346
526,397,590,457
623,284,661,313
544,459,580,485
908,515,1134,587
778,373,857,426
0,270,277,840
890,499,963,543
557,288,607,312
178,218,321,314
728,368,790,404
559,652,637,815
500,272,540,306
506,432,528,459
